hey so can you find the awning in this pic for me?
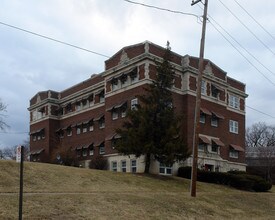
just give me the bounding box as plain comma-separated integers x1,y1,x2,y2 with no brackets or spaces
94,141,104,147
30,128,44,135
200,108,211,115
211,84,223,91
212,111,225,119
94,114,104,121
75,146,83,150
230,144,244,152
199,135,211,144
95,89,104,95
106,101,127,112
106,133,122,141
30,148,44,155
212,138,225,147
82,145,89,149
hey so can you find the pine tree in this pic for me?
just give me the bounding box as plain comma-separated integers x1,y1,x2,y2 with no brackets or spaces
116,45,190,173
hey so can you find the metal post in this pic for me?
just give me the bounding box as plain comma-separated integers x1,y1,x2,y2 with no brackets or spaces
19,146,24,220
190,0,208,197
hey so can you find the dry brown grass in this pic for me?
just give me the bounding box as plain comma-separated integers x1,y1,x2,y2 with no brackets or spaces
0,160,274,219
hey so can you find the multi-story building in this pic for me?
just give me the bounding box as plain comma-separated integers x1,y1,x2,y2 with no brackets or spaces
28,41,248,175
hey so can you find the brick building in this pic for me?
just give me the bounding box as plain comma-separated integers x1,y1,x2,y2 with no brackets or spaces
28,41,248,175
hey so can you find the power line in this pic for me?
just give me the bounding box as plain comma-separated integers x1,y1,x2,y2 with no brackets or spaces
246,105,275,119
0,21,110,58
123,0,199,18
217,0,275,56
207,13,275,77
233,0,275,41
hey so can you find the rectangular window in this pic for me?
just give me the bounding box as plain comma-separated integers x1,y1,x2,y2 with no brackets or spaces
112,109,119,120
121,107,127,118
121,75,128,87
76,102,81,111
131,98,138,110
159,163,172,175
82,149,87,157
89,123,94,131
131,160,137,173
211,144,218,153
76,127,81,135
89,147,94,156
211,85,219,99
211,117,218,127
111,161,117,172
99,93,105,103
99,144,105,154
229,120,239,134
67,128,72,136
201,80,207,95
77,150,81,157
200,114,206,124
229,94,240,109
229,150,239,158
121,160,127,172
198,144,205,152
82,100,89,109
82,124,88,133
130,72,138,83
32,135,36,141
99,118,105,129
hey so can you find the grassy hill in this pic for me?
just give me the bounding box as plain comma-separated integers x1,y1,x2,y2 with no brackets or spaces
0,160,274,219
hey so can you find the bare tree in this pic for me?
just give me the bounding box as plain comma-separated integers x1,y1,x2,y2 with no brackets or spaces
2,145,17,160
0,99,8,130
246,122,275,182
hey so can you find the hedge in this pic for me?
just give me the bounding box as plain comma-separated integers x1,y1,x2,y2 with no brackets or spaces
177,166,272,192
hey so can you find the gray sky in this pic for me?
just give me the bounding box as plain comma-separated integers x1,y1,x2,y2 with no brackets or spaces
0,0,275,148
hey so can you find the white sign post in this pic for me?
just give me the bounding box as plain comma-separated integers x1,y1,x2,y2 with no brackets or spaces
16,145,21,163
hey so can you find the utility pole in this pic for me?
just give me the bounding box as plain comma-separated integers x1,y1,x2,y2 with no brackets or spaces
190,0,208,197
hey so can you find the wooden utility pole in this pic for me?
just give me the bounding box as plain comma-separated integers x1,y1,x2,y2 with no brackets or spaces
190,0,208,197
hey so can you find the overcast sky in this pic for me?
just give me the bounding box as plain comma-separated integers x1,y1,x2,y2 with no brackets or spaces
0,0,275,148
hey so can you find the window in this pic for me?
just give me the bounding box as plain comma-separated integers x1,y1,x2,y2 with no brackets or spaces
211,144,218,153
121,160,127,172
99,92,105,103
130,72,138,83
229,94,240,109
211,85,219,98
76,102,81,111
99,117,105,129
99,143,105,154
82,99,88,109
121,74,128,87
82,149,87,157
131,160,137,173
211,116,218,127
159,163,172,175
76,126,81,135
66,103,72,113
201,80,207,95
41,132,45,139
198,143,205,152
200,114,206,123
112,78,119,91
67,127,72,136
77,150,81,157
89,146,94,156
111,161,117,172
229,150,239,158
37,134,41,140
112,109,119,120
82,124,88,133
131,98,138,110
32,135,36,141
89,123,94,131
229,120,238,134
59,131,64,138
121,107,127,118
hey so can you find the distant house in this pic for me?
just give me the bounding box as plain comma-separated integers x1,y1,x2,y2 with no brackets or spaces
28,41,248,175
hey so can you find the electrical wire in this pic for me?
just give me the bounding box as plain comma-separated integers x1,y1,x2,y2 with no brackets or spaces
123,0,199,18
0,21,110,58
246,105,275,119
233,0,275,41
217,0,275,56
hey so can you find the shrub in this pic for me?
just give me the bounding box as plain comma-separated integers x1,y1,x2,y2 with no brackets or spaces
89,156,108,170
177,166,272,192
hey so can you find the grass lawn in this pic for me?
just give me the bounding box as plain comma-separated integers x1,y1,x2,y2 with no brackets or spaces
0,160,274,219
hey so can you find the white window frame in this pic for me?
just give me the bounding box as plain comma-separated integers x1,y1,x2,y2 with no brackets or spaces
121,160,127,172
229,120,239,134
198,143,205,152
229,150,239,158
159,163,172,175
82,124,88,133
76,102,81,111
82,149,87,157
67,128,72,137
201,80,207,95
131,160,137,173
229,94,240,109
99,144,105,154
89,147,94,156
211,144,219,154
131,98,138,110
89,124,94,132
112,109,119,120
76,127,81,135
111,161,117,172
200,114,206,124
211,117,218,127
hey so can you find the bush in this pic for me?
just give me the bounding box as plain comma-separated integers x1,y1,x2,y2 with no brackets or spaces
89,156,108,170
177,166,272,192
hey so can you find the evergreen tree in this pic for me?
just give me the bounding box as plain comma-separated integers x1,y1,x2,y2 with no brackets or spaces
116,45,190,173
